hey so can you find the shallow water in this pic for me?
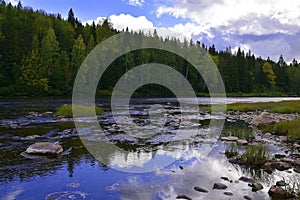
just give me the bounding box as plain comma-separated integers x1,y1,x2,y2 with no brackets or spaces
0,97,299,200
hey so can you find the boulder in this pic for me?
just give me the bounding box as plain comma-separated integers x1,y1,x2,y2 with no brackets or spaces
213,183,227,190
26,142,63,155
251,112,277,126
251,182,263,192
268,185,286,198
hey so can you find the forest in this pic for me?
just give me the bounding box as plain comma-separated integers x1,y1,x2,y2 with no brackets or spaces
0,1,299,96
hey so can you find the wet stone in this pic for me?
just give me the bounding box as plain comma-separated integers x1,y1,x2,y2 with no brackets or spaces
239,176,255,184
250,182,263,192
26,142,63,155
276,180,285,187
194,186,208,193
213,183,227,190
224,192,233,196
243,195,252,200
176,194,192,200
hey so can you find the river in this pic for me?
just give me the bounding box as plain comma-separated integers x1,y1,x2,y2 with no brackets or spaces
0,97,299,200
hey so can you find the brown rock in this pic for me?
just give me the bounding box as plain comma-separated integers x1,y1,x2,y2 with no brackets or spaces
251,112,277,126
251,182,263,192
268,185,286,198
194,186,208,193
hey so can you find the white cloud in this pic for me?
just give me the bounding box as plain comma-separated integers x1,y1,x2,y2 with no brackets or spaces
109,14,154,31
5,0,19,6
125,0,145,7
156,0,300,36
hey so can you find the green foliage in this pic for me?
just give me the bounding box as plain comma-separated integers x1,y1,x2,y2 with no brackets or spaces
227,100,300,113
56,104,103,118
0,3,299,96
240,144,269,165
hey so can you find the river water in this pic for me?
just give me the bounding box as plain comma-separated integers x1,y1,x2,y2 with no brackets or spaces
0,97,299,200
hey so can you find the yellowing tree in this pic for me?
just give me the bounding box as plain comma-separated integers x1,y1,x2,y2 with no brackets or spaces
262,62,276,89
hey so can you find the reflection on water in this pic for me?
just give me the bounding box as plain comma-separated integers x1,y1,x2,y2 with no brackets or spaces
0,97,299,199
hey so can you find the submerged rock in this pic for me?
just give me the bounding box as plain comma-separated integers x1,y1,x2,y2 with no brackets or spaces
46,191,87,200
26,142,63,155
213,183,227,190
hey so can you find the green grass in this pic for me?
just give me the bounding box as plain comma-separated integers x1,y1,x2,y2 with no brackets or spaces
261,118,300,141
222,126,254,140
226,100,300,114
240,144,269,165
56,104,103,118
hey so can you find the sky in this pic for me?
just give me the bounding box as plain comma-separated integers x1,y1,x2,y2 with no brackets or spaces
6,0,300,62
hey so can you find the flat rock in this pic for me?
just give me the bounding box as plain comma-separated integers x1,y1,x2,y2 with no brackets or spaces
251,112,277,126
237,139,248,145
41,111,54,118
273,162,291,171
213,183,227,190
194,186,208,193
221,136,239,142
176,194,192,200
26,142,63,155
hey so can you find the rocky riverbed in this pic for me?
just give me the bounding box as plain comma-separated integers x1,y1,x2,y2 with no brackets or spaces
0,97,299,199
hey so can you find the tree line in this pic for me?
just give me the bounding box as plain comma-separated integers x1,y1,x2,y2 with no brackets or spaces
0,1,299,96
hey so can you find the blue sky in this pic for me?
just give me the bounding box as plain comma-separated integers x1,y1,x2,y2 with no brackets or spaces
7,0,300,63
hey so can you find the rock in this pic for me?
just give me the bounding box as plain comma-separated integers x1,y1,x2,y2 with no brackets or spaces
176,194,192,200
251,112,277,126
273,162,291,171
220,136,239,142
264,132,272,137
276,180,285,187
179,166,184,170
223,192,233,196
262,162,274,173
251,182,263,192
239,176,255,184
194,186,208,193
221,177,230,182
26,142,63,155
40,111,54,118
237,139,248,145
268,185,286,198
243,195,252,200
275,154,286,159
278,136,288,143
213,183,227,190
